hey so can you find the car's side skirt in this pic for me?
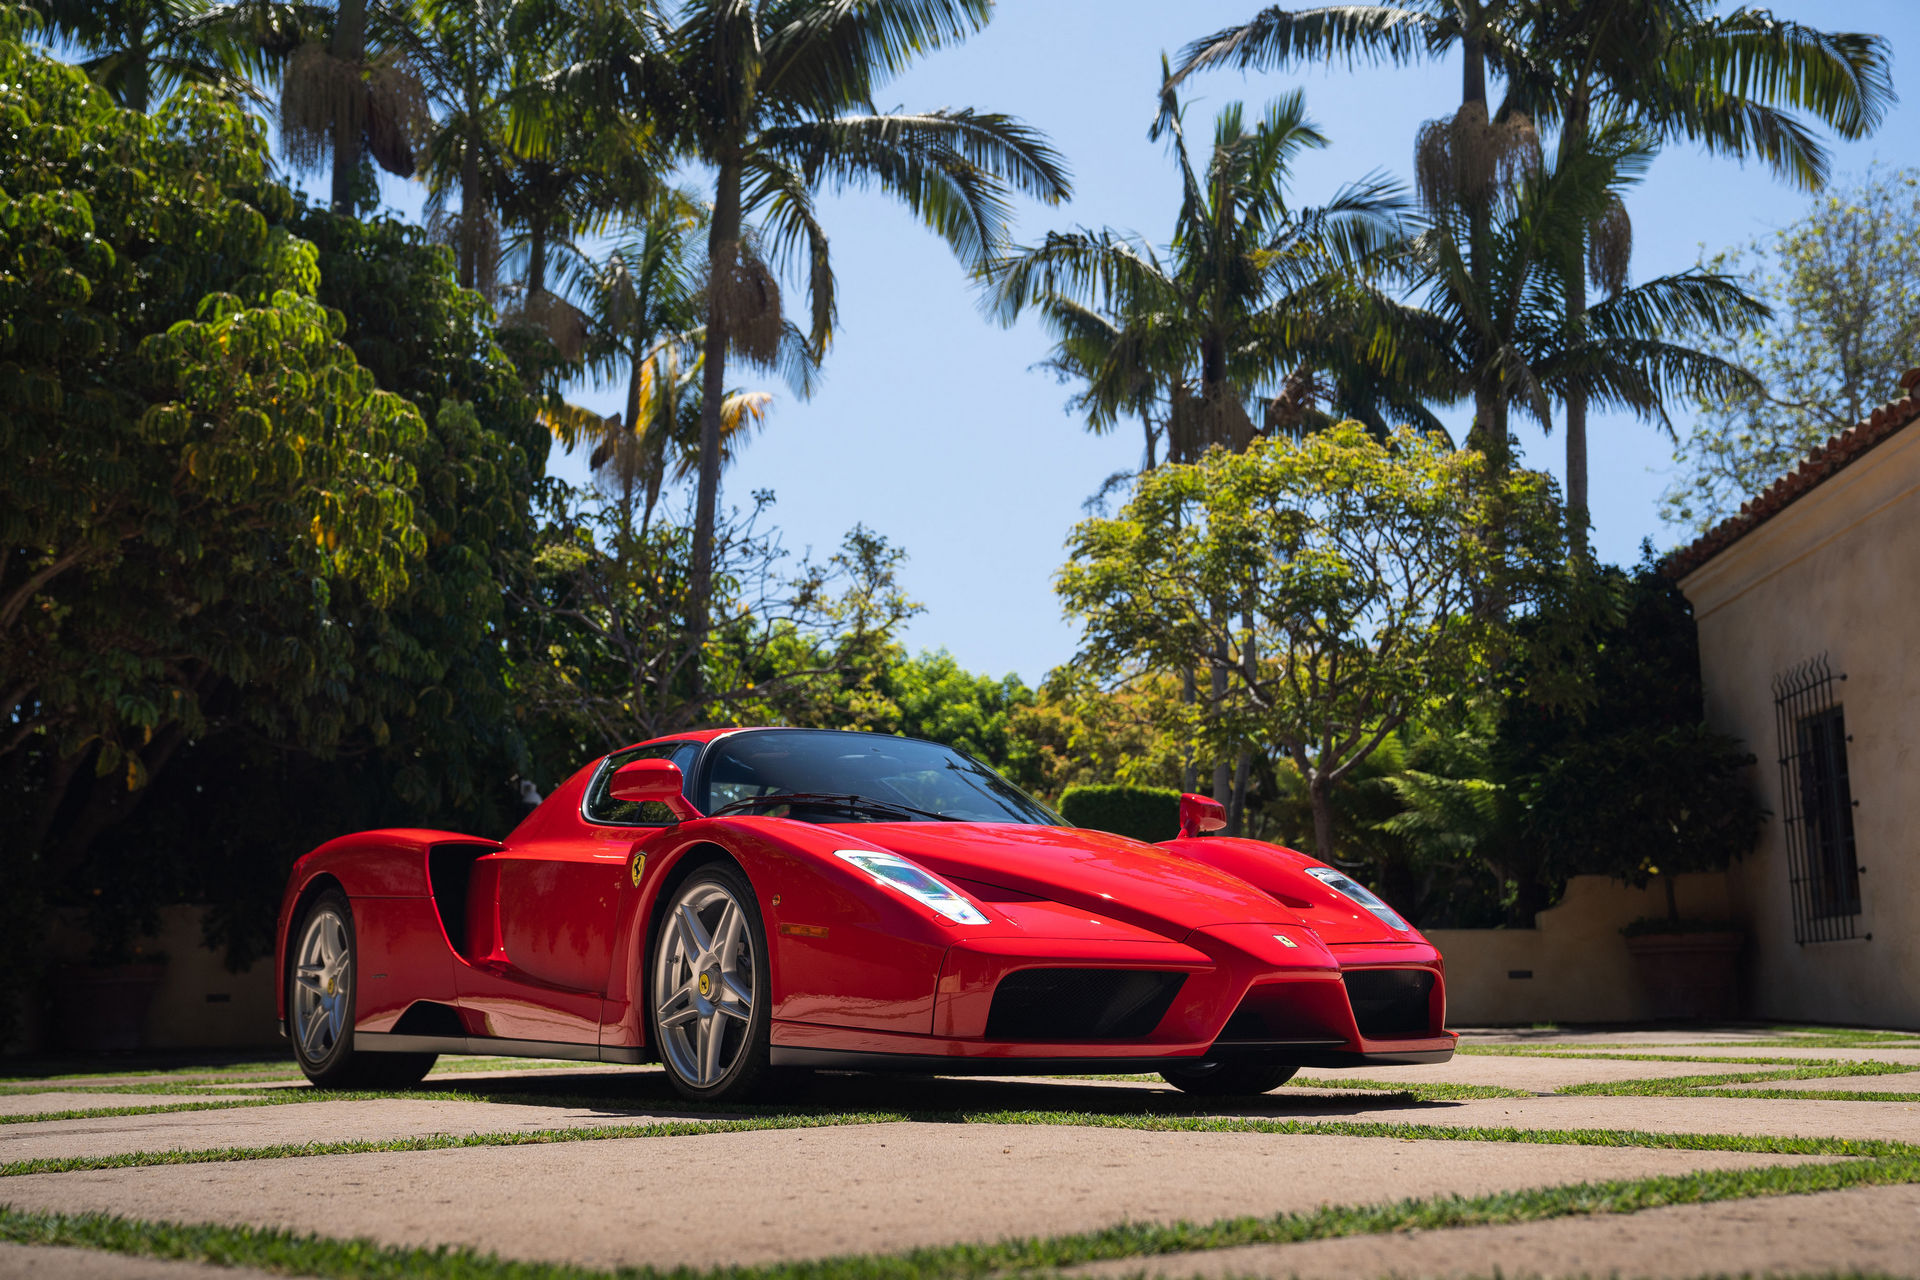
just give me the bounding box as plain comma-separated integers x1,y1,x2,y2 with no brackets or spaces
354,1032,647,1064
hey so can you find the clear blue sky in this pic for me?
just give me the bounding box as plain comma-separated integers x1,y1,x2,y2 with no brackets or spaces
440,2,1920,686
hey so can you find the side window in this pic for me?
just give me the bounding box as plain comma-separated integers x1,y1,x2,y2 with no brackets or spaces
583,741,701,826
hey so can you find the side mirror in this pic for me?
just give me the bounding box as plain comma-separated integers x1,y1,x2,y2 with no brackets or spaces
609,759,701,822
1178,792,1227,839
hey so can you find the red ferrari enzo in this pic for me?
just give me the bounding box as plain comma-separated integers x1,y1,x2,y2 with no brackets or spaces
277,728,1455,1100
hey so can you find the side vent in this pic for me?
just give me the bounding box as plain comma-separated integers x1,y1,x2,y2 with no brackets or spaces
427,842,495,956
985,969,1184,1041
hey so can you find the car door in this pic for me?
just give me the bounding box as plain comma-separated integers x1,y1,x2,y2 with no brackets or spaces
459,741,700,1042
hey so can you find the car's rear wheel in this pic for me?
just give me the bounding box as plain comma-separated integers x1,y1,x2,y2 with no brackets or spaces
649,864,773,1102
289,889,436,1089
1159,1061,1299,1096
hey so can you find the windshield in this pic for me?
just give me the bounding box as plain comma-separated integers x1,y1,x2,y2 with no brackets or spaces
699,730,1063,825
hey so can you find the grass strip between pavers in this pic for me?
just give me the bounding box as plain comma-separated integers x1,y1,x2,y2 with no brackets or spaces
3,1149,1919,1280
1560,1061,1918,1097
4,1109,1910,1179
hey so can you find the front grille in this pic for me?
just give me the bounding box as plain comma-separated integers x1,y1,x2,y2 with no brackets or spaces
1344,968,1434,1038
985,969,1185,1041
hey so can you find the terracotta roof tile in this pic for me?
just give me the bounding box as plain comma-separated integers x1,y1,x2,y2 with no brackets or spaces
1665,368,1920,579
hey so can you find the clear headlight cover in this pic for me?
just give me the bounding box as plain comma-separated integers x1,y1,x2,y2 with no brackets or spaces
1304,866,1411,933
835,850,989,925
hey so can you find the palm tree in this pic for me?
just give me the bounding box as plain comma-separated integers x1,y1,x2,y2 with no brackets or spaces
1381,123,1765,472
1167,1,1893,543
557,192,810,537
989,89,1404,463
407,0,517,293
555,0,1072,700
277,0,426,212
28,0,293,110
1515,1,1892,545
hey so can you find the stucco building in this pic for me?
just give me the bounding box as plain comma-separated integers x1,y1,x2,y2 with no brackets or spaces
1671,367,1920,1028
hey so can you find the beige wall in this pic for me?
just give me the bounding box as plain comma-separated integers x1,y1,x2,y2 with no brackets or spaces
1430,873,1733,1025
31,906,281,1052
1680,425,1920,1030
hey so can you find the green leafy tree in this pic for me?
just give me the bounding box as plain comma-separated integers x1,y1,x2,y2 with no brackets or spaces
510,489,918,785
1663,166,1920,533
0,42,428,851
1058,422,1565,861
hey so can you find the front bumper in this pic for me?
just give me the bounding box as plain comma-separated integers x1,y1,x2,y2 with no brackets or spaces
769,920,1457,1071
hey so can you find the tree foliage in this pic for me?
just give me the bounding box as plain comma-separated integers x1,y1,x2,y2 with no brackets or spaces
1,26,548,973
1,39,426,852
1059,423,1566,861
1663,165,1920,533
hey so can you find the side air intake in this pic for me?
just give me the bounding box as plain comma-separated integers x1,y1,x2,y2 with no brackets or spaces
985,969,1185,1041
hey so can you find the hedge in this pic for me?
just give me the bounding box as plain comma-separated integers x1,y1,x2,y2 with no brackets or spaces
1059,784,1182,843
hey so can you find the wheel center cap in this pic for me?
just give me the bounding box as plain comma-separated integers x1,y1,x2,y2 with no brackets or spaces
698,971,712,998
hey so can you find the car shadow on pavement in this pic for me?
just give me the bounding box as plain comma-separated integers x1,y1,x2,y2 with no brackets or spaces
414,1066,1455,1123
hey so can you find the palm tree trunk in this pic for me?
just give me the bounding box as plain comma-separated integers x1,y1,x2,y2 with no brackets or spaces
125,25,151,112
690,157,745,707
528,218,548,304
1559,101,1594,556
459,144,480,289
330,0,368,213
1564,272,1590,550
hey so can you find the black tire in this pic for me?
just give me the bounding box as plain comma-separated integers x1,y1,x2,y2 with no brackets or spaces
647,862,774,1103
1159,1061,1300,1096
288,888,436,1089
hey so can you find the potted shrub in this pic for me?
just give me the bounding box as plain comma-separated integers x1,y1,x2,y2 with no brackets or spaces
49,940,168,1052
1528,720,1763,1019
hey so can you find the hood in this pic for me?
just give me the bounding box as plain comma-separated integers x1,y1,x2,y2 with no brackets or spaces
855,821,1299,940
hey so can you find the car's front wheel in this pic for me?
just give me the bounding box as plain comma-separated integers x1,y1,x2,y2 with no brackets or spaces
289,888,436,1089
649,864,773,1102
1159,1061,1299,1096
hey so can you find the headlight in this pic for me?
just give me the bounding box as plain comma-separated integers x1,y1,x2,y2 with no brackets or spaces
835,850,989,925
1304,866,1410,932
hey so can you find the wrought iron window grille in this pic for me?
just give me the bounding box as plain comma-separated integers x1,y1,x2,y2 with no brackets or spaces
1772,654,1863,944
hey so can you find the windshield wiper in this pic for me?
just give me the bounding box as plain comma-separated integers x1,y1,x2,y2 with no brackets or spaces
710,792,960,822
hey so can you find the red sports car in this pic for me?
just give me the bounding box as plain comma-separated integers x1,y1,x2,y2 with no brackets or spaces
276,728,1455,1100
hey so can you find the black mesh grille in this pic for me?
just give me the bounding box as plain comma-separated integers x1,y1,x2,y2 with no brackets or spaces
985,969,1185,1041
1344,969,1435,1038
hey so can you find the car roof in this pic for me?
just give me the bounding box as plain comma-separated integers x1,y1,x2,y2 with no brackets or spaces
609,726,950,757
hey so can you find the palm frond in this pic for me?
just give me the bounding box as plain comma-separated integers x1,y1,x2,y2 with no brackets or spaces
1166,4,1434,93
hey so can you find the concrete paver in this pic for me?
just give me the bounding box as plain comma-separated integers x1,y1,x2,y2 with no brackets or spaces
1225,1091,1920,1143
1295,1056,1786,1092
0,1244,280,1280
1710,1070,1920,1093
0,1094,258,1119
1069,1182,1920,1279
0,1122,1829,1271
0,1096,712,1163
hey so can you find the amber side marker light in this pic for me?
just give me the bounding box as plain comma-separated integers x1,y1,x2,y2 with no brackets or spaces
779,923,830,938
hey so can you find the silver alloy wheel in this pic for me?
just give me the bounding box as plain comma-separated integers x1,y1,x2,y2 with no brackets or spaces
293,905,352,1063
652,878,756,1088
